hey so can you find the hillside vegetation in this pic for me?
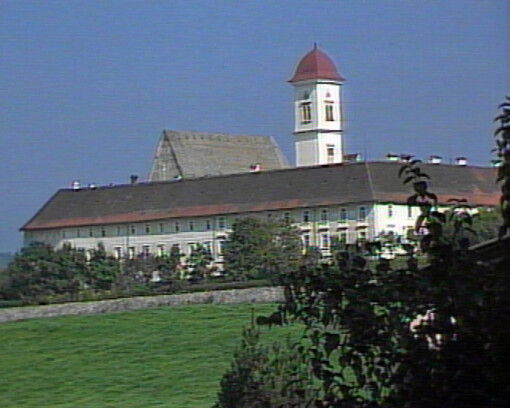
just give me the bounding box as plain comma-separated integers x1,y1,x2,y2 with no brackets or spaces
0,303,296,408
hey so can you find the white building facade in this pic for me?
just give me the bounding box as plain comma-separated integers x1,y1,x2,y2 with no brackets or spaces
21,47,499,265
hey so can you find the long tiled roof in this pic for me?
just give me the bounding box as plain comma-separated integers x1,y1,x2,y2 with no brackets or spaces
22,162,499,231
148,130,289,181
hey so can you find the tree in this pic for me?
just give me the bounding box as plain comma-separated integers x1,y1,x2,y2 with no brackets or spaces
1,242,83,302
85,243,119,290
187,243,213,282
214,320,314,408
216,101,510,407
157,244,183,282
494,96,510,237
223,218,302,281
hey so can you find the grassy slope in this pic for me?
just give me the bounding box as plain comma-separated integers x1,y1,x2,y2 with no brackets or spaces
0,303,291,408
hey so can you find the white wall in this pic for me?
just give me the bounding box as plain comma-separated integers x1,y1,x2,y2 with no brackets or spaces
292,79,343,167
24,203,380,262
373,203,418,238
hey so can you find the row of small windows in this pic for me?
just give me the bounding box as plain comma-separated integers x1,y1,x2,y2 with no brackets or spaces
301,229,368,249
65,217,227,239
67,208,372,239
302,206,368,223
299,101,335,124
387,204,414,219
38,205,416,242
112,240,227,260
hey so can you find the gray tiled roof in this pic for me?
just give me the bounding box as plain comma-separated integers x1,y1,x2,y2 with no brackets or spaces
148,130,290,181
22,162,499,231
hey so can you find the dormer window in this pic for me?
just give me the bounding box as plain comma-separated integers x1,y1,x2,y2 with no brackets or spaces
300,102,312,124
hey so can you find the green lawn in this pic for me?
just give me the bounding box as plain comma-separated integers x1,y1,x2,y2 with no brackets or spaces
0,303,291,408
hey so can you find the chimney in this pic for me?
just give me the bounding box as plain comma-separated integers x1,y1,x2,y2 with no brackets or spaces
343,153,362,162
88,183,97,190
399,154,414,163
386,153,399,162
428,155,442,164
72,180,81,191
250,163,262,173
130,174,139,184
455,157,467,166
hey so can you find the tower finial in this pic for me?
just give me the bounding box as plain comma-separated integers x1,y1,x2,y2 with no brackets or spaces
313,42,318,49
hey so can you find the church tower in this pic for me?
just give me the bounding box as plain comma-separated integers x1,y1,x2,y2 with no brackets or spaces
289,45,345,167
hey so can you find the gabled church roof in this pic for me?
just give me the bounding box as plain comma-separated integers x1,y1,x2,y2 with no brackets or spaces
22,162,499,231
148,130,290,181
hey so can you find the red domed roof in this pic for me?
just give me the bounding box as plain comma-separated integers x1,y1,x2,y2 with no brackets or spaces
289,44,345,83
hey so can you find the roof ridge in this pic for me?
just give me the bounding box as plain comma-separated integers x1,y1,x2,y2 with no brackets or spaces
364,161,376,202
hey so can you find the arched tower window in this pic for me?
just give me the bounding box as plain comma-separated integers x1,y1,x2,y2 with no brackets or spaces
300,102,312,124
325,101,334,121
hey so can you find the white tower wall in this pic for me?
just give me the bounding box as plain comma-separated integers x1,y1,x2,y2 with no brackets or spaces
292,80,343,167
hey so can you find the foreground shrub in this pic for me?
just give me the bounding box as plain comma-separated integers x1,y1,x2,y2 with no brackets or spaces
214,321,314,408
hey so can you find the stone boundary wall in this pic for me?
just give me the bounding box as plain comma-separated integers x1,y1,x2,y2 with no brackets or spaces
0,287,284,323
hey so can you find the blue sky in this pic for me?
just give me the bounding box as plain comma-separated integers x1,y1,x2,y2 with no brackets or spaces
0,0,508,252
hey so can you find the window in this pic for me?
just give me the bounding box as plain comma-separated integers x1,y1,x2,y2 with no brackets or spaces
302,234,311,248
218,217,225,229
175,222,180,232
358,230,367,243
284,212,292,223
117,226,122,236
321,233,330,249
206,219,212,231
203,241,213,255
267,212,273,220
358,206,366,221
128,247,136,259
303,210,311,223
130,225,136,235
145,224,151,234
388,204,393,218
114,247,123,259
408,206,413,218
89,228,94,238
187,242,196,255
62,230,66,239
157,244,165,257
339,208,347,222
300,102,312,124
159,223,165,233
171,243,181,256
339,230,347,243
326,145,335,163
218,240,227,255
320,209,329,222
189,221,194,231
142,245,151,257
325,102,334,121
406,228,416,240
101,227,106,237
